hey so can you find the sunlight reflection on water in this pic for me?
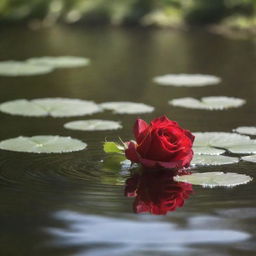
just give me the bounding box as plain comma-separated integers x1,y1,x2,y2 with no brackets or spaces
47,210,251,256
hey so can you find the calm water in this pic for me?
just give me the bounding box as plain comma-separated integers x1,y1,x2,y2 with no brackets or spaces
0,25,256,256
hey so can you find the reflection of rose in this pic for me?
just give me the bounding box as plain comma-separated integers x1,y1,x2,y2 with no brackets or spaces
125,116,194,169
125,170,193,215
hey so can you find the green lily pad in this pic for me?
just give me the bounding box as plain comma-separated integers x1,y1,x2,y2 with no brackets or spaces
174,172,252,188
27,56,90,68
100,102,154,114
193,132,256,155
194,132,251,148
233,126,256,136
64,119,122,131
153,74,221,87
191,155,239,166
0,98,102,117
0,135,87,153
227,143,256,154
193,146,225,155
169,97,245,110
241,155,256,163
0,61,53,76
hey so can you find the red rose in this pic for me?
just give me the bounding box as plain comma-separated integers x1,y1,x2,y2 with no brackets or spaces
125,115,194,169
125,169,193,215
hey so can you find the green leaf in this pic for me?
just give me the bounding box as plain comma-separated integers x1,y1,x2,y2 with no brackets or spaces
103,142,124,154
102,154,127,171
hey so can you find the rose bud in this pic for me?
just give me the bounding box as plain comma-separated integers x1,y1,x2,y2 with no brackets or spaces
125,115,194,169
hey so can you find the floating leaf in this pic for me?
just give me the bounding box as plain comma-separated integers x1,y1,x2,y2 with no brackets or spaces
102,154,127,170
174,172,252,188
193,146,225,155
191,155,239,166
193,132,251,148
103,142,124,154
241,155,256,163
27,56,90,68
194,132,256,154
33,98,101,117
233,126,256,136
227,143,256,154
0,99,47,116
0,136,87,153
100,102,154,114
0,98,102,117
153,74,221,87
64,119,122,131
0,61,53,76
169,97,245,110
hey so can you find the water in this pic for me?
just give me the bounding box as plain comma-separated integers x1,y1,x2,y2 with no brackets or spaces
0,25,256,256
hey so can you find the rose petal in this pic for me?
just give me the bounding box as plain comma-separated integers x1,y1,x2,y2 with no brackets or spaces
184,129,195,142
134,119,149,142
146,131,180,161
168,148,193,168
139,157,159,168
136,130,152,157
151,115,178,128
125,141,140,163
158,160,180,169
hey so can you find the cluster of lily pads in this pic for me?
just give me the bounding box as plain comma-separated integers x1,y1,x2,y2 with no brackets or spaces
0,97,155,153
152,73,254,187
104,131,254,188
103,73,255,188
0,56,156,154
0,56,254,189
153,74,246,110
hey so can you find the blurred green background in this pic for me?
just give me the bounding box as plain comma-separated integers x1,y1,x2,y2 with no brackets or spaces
0,0,255,31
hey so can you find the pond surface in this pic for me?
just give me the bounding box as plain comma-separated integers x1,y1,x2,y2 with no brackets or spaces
0,25,256,256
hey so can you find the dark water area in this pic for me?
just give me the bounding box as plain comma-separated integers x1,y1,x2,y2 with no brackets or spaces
0,25,256,256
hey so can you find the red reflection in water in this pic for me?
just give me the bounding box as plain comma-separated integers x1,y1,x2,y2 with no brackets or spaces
125,169,193,215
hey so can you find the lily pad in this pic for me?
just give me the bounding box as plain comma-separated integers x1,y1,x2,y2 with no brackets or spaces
64,119,122,131
169,96,245,110
27,56,90,68
233,126,256,136
191,155,239,166
227,143,256,154
193,132,251,148
194,132,256,154
0,61,53,76
0,135,87,153
193,146,225,155
100,102,154,114
174,172,252,188
241,155,256,163
153,74,221,87
0,98,102,117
